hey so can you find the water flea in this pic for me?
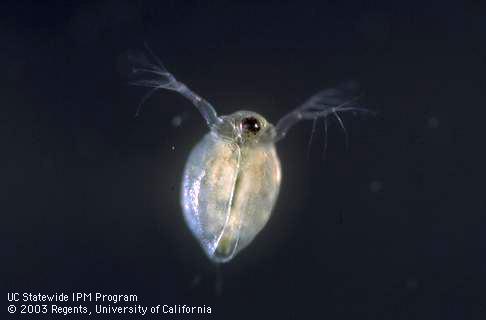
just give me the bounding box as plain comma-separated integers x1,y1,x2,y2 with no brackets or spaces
132,51,372,262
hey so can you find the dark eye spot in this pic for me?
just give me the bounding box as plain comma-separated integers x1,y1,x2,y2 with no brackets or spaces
242,117,261,134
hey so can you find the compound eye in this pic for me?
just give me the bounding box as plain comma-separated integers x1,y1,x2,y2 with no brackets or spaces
242,117,261,134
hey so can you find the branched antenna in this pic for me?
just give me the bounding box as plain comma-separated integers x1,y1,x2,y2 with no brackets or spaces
129,46,220,127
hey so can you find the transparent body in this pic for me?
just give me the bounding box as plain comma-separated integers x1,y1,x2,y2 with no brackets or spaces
131,52,368,262
181,120,281,262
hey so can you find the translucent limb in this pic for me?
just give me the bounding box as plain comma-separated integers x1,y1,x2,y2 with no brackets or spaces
129,47,220,128
306,119,317,160
273,82,373,143
322,116,328,159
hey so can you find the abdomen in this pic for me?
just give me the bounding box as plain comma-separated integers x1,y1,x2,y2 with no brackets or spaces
181,133,281,262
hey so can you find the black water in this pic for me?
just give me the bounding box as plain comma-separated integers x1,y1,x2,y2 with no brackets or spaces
3,1,485,319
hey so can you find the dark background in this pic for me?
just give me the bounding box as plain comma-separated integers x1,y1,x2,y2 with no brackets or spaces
2,1,485,319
